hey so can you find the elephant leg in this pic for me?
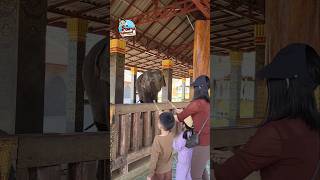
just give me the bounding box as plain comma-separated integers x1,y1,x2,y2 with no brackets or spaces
90,101,109,131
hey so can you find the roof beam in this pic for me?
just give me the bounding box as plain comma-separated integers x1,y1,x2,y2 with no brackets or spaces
157,18,187,46
120,0,138,18
136,3,157,42
77,3,108,14
48,0,79,9
191,0,210,19
214,3,264,23
213,22,254,34
48,7,107,25
128,0,197,25
145,17,176,48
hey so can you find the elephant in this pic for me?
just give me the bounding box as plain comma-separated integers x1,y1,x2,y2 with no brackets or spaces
136,69,166,103
82,36,109,132
82,37,109,179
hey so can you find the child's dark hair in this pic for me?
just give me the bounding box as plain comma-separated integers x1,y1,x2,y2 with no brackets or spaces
159,112,175,131
182,122,194,139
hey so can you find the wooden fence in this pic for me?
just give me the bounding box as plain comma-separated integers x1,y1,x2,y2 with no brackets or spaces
0,132,108,180
110,102,188,178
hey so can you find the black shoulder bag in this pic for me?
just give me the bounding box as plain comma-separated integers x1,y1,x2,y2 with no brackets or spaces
185,117,209,148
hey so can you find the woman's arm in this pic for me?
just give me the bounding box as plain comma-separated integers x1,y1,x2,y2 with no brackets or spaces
177,101,200,122
214,124,282,180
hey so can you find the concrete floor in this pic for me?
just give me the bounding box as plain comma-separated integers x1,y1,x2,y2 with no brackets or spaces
133,155,210,180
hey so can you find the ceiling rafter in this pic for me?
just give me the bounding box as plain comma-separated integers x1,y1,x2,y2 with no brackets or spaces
128,0,197,25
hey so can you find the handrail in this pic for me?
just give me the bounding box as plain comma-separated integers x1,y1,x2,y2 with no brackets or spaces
0,133,108,179
113,102,189,115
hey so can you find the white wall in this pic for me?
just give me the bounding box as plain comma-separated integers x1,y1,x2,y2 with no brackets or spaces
43,26,105,133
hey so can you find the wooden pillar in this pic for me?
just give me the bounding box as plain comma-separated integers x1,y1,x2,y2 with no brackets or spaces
188,69,194,100
0,0,47,134
210,55,217,121
193,20,210,79
162,59,173,102
254,24,267,119
110,39,126,104
66,18,87,132
131,67,137,103
265,0,320,63
229,51,242,126
182,78,186,101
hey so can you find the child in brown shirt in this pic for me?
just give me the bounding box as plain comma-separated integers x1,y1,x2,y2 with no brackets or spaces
147,112,175,180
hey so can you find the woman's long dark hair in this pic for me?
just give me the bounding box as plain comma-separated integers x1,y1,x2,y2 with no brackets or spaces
265,46,320,130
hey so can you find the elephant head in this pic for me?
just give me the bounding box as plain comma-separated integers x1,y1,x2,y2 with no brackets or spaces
83,37,109,131
136,69,166,103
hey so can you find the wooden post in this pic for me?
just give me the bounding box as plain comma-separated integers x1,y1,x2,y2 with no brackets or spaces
66,18,87,132
162,59,173,102
111,115,119,161
143,111,152,147
119,114,130,174
265,1,320,63
182,78,186,101
132,112,141,151
0,0,47,134
189,69,194,100
229,51,242,126
110,39,126,104
131,67,138,103
154,111,160,136
253,24,267,119
193,20,210,79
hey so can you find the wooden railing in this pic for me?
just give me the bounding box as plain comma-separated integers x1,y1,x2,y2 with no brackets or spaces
211,126,257,149
0,132,108,180
110,102,188,178
211,126,260,180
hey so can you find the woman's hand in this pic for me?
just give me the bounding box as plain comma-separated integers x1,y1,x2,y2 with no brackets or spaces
212,150,234,164
174,115,180,122
147,175,152,180
174,108,183,114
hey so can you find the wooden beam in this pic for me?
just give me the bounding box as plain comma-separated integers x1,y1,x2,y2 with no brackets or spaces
213,22,254,34
192,0,210,19
214,29,253,38
128,0,197,25
115,102,189,115
120,0,138,17
48,7,107,24
77,3,108,14
216,35,253,44
145,17,176,48
16,133,108,169
211,126,257,148
214,3,264,23
212,17,244,26
48,0,79,9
